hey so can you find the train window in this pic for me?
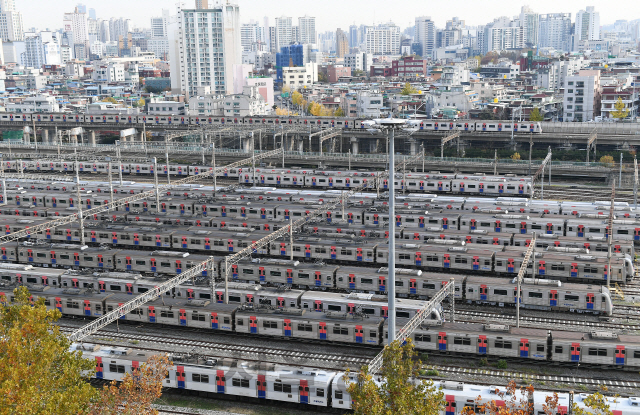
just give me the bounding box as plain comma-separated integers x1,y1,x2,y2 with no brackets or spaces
229,295,241,303
588,348,608,356
415,334,431,342
44,299,51,306
369,331,377,338
428,219,439,224
26,277,37,284
480,222,491,227
487,186,496,190
328,305,341,312
551,265,565,271
317,388,325,397
454,257,467,264
340,249,352,255
160,311,174,318
193,374,210,383
405,218,414,223
66,300,80,309
271,382,291,393
506,224,516,228
507,186,515,190
427,183,435,187
110,285,122,291
468,185,476,189
454,337,471,346
362,308,375,315
426,255,438,262
263,321,278,329
232,378,249,388
60,255,70,260
494,289,508,296
333,327,349,335
537,345,545,352
617,229,629,235
361,278,373,285
237,319,244,325
634,351,640,358
564,295,579,302
298,273,309,279
161,262,171,268
191,312,205,321
224,317,231,324
37,253,46,258
270,271,281,277
528,292,543,298
130,308,143,315
423,283,436,290
297,324,312,332
583,267,598,274
138,288,148,293
395,281,404,287
136,260,146,266
588,228,601,233
109,364,125,373
399,254,411,260
397,311,410,318
495,340,512,349
315,248,327,254
554,346,563,353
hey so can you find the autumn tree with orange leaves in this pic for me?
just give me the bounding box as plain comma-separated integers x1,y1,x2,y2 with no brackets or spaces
89,354,171,415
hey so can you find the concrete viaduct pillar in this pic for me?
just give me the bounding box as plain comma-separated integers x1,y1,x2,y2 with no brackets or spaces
89,130,96,146
350,137,359,155
42,129,49,144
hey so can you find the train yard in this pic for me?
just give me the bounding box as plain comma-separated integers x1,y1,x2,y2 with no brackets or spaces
0,149,639,414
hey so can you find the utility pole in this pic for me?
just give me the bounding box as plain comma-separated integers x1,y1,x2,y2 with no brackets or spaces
619,153,623,188
348,149,351,171
388,126,396,344
165,141,170,184
75,162,85,246
548,146,551,186
493,150,497,176
422,145,425,173
634,156,638,209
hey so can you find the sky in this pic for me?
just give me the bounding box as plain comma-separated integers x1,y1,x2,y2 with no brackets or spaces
19,0,640,33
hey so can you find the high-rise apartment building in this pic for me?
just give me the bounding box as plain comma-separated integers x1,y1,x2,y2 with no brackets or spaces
0,0,24,42
195,0,208,9
519,5,538,47
365,23,400,55
298,15,316,44
275,16,292,52
109,18,130,42
437,17,464,48
574,6,600,50
241,20,265,52
23,31,60,68
291,25,300,43
348,24,358,48
99,20,110,42
414,16,435,57
169,3,241,96
151,9,170,38
336,28,348,57
483,16,523,53
538,13,571,51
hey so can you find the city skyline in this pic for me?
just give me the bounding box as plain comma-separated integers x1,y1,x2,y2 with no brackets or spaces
17,0,640,33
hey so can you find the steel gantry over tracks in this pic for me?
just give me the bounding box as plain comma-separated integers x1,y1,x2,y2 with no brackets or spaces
515,232,537,327
440,129,460,159
531,149,552,199
0,148,284,245
368,279,455,374
67,256,216,342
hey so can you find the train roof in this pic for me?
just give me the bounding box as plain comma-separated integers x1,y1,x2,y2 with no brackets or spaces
33,287,114,300
464,275,609,293
235,306,384,325
301,291,429,308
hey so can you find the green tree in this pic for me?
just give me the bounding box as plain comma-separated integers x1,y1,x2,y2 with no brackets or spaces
318,72,328,83
334,107,345,117
400,82,418,95
291,91,303,106
529,107,544,121
347,339,444,415
611,97,629,120
101,97,117,104
511,152,521,161
0,286,97,414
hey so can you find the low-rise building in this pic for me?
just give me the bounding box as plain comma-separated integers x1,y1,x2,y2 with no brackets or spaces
282,63,318,88
147,98,185,115
5,95,60,113
563,69,601,122
356,90,383,117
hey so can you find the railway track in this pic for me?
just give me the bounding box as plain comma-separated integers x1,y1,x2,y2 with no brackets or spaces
57,325,374,368
454,309,640,331
533,186,636,203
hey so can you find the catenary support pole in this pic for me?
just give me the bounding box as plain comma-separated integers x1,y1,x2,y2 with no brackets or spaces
108,161,114,208
620,153,623,188
212,141,217,194
289,216,294,261
154,157,160,213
